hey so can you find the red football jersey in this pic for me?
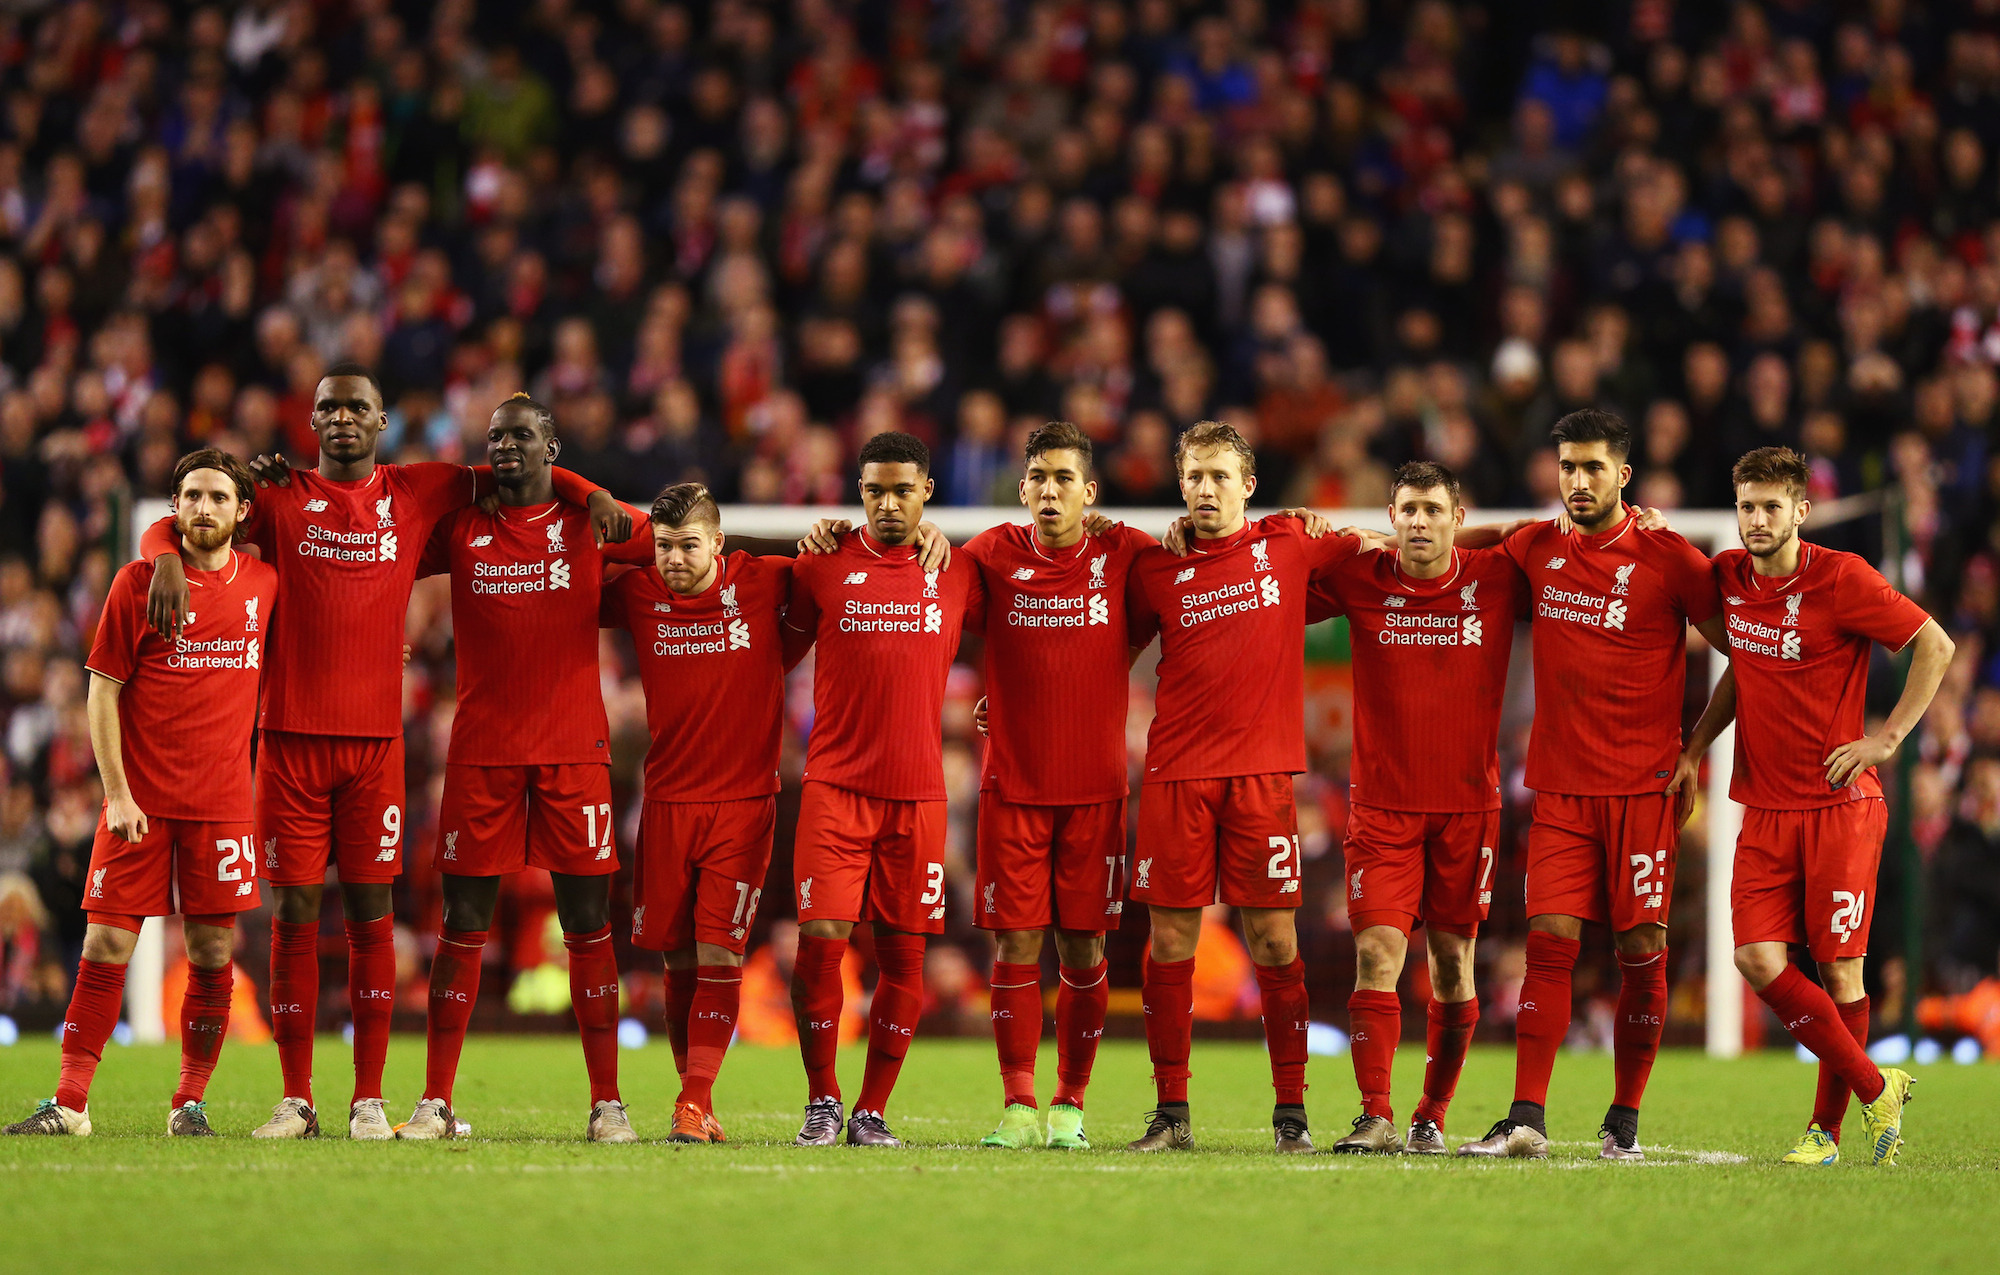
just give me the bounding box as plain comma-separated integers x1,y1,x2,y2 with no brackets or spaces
1127,516,1359,782
602,550,792,803
1500,516,1723,796
1306,546,1527,813
420,499,652,766
784,531,983,802
964,521,1155,806
85,551,278,821
1715,543,1930,810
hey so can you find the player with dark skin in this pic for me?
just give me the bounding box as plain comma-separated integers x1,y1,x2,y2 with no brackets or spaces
141,375,633,939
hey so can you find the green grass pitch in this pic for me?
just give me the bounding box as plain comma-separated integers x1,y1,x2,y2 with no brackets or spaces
2,1036,1996,1273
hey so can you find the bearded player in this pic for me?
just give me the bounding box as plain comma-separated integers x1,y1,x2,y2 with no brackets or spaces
399,393,653,1143
1301,462,1527,1155
140,364,628,1140
1124,421,1360,1153
783,431,983,1148
1458,409,1732,1160
599,483,802,1143
953,422,1155,1150
1678,447,1945,1165
7,452,275,1138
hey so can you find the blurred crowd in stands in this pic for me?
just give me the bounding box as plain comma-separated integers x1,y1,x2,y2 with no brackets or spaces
4,0,2000,1055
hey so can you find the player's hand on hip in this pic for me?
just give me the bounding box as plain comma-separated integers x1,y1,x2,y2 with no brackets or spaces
915,521,952,571
1162,516,1192,556
586,490,631,548
1664,750,1701,828
1279,507,1332,537
105,795,147,843
146,554,190,640
249,453,292,488
798,519,851,554
972,696,989,737
1824,734,1895,790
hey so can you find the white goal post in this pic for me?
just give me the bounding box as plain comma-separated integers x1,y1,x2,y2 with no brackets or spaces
125,494,1883,1056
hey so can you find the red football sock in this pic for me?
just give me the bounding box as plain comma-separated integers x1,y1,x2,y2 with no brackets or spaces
856,932,926,1115
1347,988,1401,1121
1257,958,1311,1107
346,916,395,1105
793,935,848,1101
1141,953,1195,1106
1512,931,1579,1106
1053,960,1109,1109
423,929,486,1104
172,963,233,1109
665,964,697,1080
1414,997,1480,1126
564,926,621,1105
989,961,1043,1108
55,958,127,1111
1760,966,1883,1103
1813,996,1871,1141
1612,948,1668,1109
269,919,320,1105
680,964,742,1109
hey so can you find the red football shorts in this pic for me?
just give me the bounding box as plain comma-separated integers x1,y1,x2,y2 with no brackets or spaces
793,781,949,934
1132,773,1302,910
1343,804,1499,937
1732,799,1887,961
435,763,618,877
84,815,260,919
255,730,406,886
974,794,1126,933
630,796,776,955
1525,792,1679,929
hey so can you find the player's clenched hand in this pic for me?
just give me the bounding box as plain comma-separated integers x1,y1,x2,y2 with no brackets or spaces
1082,512,1116,537
248,453,292,488
1279,507,1332,537
1162,516,1193,556
1825,734,1896,790
972,696,989,737
146,554,191,640
798,519,851,554
105,794,147,843
403,644,413,667
915,521,953,571
586,490,631,548
1632,506,1670,531
1664,750,1701,828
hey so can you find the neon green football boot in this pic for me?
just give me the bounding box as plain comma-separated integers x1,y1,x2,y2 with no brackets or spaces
1045,1104,1089,1150
1780,1123,1839,1166
979,1103,1042,1149
1860,1068,1913,1166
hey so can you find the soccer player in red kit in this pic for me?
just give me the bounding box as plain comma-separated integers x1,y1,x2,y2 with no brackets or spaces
1459,409,1733,1161
140,365,627,1140
399,394,652,1143
1302,462,1527,1155
783,431,982,1148
959,422,1154,1151
1679,447,1946,1165
7,451,275,1138
1124,421,1360,1153
600,483,797,1144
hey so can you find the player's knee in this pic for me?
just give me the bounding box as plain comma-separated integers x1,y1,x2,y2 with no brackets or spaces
994,930,1043,965
274,886,321,924
185,926,234,969
693,942,743,968
1052,929,1104,968
1733,945,1781,987
1613,924,1667,956
1428,942,1471,990
80,925,139,965
1353,933,1401,984
342,882,394,923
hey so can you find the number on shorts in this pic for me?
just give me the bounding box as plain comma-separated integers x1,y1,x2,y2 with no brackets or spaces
1266,835,1301,879
216,838,253,882
1830,891,1867,943
581,802,614,859
1628,852,1654,896
731,882,763,926
1104,855,1121,898
379,806,402,848
919,862,945,906
1478,845,1494,891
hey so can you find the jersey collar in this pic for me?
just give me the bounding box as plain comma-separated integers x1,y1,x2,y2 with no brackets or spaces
858,529,920,561
1391,547,1462,592
1189,520,1253,555
1748,541,1816,593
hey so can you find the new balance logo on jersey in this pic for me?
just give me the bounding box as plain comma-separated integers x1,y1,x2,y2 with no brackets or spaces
1135,858,1152,889
923,603,942,633
1350,868,1363,900
1384,594,1407,608
983,882,996,914
1603,598,1627,630
1089,553,1107,589
653,601,673,613
1461,616,1483,645
375,846,396,862
545,521,566,554
844,572,868,585
923,568,939,598
1011,567,1035,581
1612,562,1636,595
1784,592,1803,626
1251,540,1271,573
471,535,492,547
929,905,946,920
1175,567,1196,584
1459,581,1479,611
244,597,259,632
376,496,395,527
728,618,752,649
798,878,813,910
1545,557,1566,570
90,868,106,898
720,583,738,616
304,499,328,512
1087,594,1109,625
1726,596,1745,606
549,559,571,589
442,831,458,861
237,881,253,895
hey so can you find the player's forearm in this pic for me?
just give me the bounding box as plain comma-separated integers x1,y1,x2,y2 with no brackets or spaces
549,466,608,509
139,515,181,562
1683,665,1736,756
1881,621,1955,747
1455,518,1532,550
86,676,132,801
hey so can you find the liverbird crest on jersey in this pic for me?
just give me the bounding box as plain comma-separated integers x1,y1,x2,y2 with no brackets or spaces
1088,553,1108,589
244,597,259,630
1459,580,1479,611
545,520,566,554
1784,592,1803,626
720,582,739,616
1612,561,1637,595
375,495,395,527
1251,540,1271,573
923,568,939,598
